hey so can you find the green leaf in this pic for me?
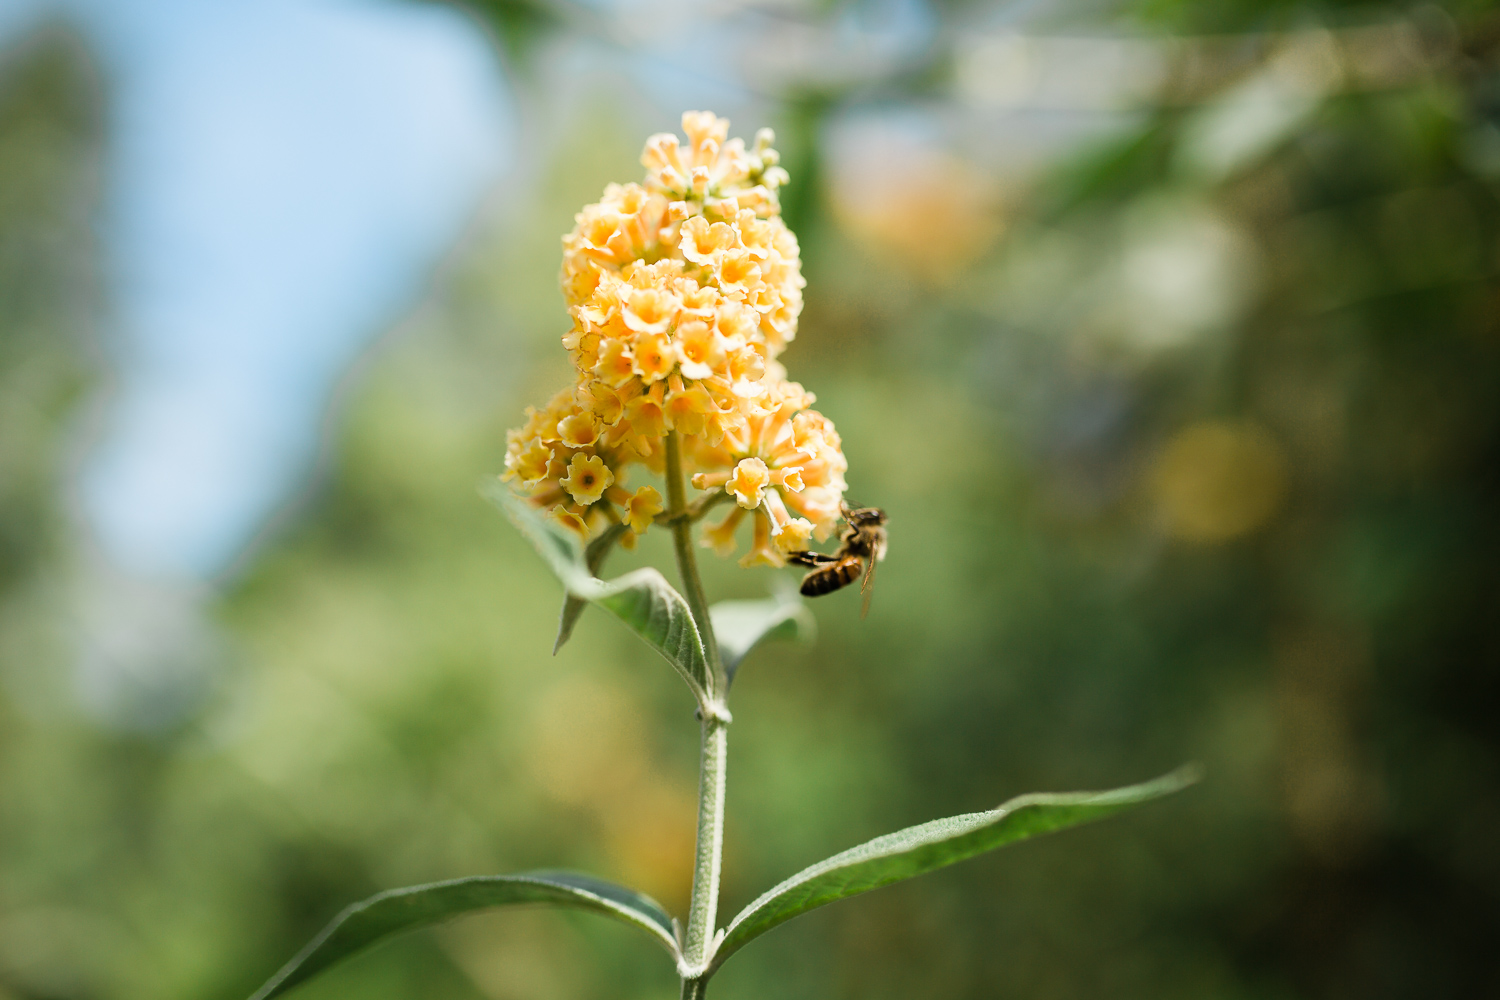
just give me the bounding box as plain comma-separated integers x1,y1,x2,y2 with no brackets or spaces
484,483,713,703
709,767,1200,973
709,596,815,683
249,871,680,1000
555,522,628,654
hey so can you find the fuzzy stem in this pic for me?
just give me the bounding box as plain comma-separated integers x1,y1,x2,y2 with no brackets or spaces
683,717,728,977
655,486,733,527
663,433,725,689
665,432,728,985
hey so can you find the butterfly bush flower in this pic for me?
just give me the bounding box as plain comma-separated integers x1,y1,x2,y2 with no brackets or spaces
503,112,847,559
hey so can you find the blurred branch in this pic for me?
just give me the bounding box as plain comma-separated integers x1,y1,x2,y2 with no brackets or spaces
433,0,597,70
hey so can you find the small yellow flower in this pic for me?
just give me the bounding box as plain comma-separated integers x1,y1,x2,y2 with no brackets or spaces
557,410,601,448
691,470,731,490
593,340,636,389
674,321,724,380
738,510,784,568
581,382,625,425
622,286,680,335
624,486,664,534
504,437,554,486
664,376,714,438
561,453,614,505
716,250,760,294
727,457,770,509
551,504,590,539
677,282,719,317
701,506,745,556
623,393,667,447
575,211,622,258
771,466,804,492
727,345,766,385
641,133,688,192
632,332,676,383
680,216,739,265
736,210,775,259
681,110,729,151
715,300,757,341
773,517,814,552
762,490,813,552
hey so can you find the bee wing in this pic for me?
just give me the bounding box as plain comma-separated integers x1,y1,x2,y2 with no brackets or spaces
790,550,841,567
859,553,879,619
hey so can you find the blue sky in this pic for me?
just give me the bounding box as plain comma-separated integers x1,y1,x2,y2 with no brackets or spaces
0,0,512,578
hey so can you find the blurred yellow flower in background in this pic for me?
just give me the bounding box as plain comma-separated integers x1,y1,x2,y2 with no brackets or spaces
1149,421,1289,542
828,140,1003,284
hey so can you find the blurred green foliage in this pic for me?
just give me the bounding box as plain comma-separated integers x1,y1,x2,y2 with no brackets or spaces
2,3,1499,1000
0,26,97,602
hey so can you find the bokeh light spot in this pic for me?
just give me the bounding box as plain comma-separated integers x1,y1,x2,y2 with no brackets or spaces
1150,421,1289,542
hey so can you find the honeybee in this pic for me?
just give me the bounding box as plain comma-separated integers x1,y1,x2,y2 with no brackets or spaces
787,502,888,617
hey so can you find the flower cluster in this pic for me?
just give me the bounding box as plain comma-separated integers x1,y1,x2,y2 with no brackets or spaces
503,112,848,566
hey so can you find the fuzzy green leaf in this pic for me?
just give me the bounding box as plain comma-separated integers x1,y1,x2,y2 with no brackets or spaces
485,483,712,702
710,597,815,683
709,767,1200,973
250,871,680,1000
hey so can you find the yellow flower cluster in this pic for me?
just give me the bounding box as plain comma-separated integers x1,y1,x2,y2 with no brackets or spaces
503,112,848,565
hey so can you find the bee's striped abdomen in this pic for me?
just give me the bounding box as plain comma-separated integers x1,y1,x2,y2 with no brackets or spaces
800,556,863,597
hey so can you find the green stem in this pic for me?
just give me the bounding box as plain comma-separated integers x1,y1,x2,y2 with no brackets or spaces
655,486,733,528
664,432,728,986
663,433,725,689
684,718,727,977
